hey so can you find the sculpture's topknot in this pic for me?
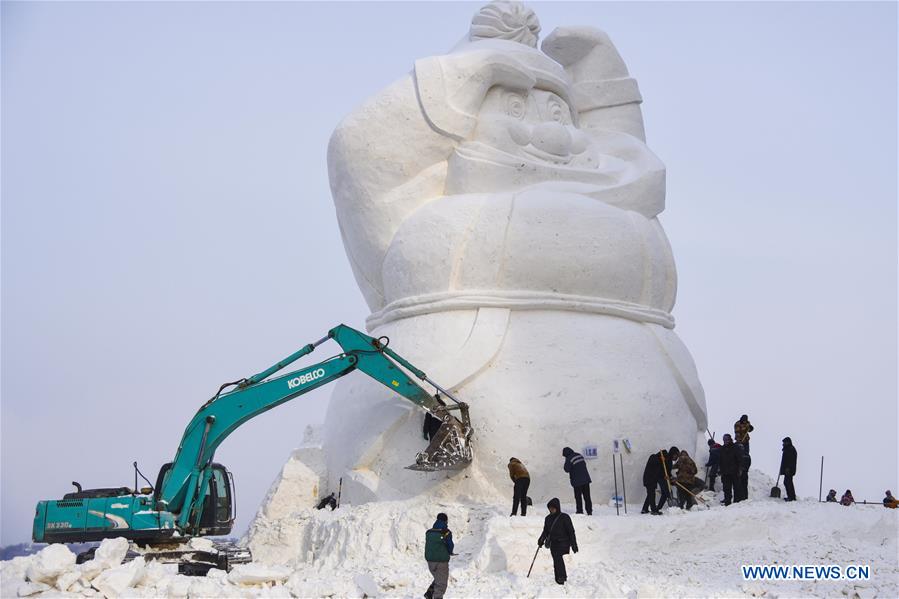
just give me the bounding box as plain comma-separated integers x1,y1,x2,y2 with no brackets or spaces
470,1,541,48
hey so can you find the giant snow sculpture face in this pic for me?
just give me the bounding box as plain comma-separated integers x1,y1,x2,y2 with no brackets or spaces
469,87,589,165
321,1,709,506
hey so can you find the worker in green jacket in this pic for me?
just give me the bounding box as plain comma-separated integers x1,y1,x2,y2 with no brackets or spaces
424,512,454,599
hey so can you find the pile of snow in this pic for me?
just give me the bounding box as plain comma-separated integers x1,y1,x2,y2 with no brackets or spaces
3,470,897,597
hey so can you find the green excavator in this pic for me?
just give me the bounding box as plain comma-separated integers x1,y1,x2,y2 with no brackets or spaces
32,324,473,572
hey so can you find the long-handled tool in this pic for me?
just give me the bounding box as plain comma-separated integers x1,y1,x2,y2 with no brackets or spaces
612,453,620,516
818,456,824,502
337,477,343,507
659,450,676,508
526,546,541,578
529,513,561,577
673,480,711,510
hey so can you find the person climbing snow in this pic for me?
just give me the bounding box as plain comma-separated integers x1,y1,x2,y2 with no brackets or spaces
423,512,454,599
840,490,854,506
675,450,698,510
508,457,531,516
562,447,592,515
719,434,741,506
826,489,838,502
734,415,754,454
537,498,578,585
779,437,797,502
883,490,898,508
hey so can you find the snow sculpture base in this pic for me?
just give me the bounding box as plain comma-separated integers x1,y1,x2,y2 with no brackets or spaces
320,309,706,508
239,470,899,599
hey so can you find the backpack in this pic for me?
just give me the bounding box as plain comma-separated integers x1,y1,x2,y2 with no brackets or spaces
424,528,451,562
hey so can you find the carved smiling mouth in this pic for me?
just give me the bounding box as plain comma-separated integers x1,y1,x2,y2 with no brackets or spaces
520,144,573,165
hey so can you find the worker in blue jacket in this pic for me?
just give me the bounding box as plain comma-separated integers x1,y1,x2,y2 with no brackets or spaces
424,512,454,599
562,447,593,515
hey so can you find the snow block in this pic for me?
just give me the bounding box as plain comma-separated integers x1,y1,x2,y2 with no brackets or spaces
94,537,129,566
25,544,75,584
16,581,52,597
354,572,380,597
79,536,130,582
227,563,291,586
91,556,145,598
56,570,81,592
187,537,215,552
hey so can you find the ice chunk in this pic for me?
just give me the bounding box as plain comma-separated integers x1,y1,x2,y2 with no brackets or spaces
56,570,81,592
227,563,291,586
91,556,145,598
160,575,191,598
94,537,129,566
187,577,223,597
187,537,215,552
16,581,52,597
25,544,75,584
354,572,380,597
79,537,130,582
136,560,171,588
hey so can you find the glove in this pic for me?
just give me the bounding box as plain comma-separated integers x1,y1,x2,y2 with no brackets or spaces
572,546,579,554
537,540,543,548
423,432,429,440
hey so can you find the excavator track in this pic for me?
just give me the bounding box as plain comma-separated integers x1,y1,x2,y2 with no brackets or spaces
76,540,252,577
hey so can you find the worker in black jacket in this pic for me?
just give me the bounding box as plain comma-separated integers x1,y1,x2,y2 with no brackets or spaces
562,447,593,515
780,437,798,501
706,439,721,491
537,497,578,585
718,434,742,506
735,444,751,502
641,450,666,514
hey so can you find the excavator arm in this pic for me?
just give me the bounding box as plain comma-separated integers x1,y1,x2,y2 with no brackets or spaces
158,324,472,531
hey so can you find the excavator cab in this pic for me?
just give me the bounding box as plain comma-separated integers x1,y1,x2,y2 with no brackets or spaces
154,462,235,536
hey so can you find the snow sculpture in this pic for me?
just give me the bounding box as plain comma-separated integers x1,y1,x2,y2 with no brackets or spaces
321,1,708,505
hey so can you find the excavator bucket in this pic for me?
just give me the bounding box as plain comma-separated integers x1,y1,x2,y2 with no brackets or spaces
407,404,473,471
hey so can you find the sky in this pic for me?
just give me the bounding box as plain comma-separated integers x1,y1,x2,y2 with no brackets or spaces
2,1,896,545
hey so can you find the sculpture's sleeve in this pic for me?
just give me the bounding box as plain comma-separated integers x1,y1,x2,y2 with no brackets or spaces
327,75,456,311
542,27,667,220
541,27,647,141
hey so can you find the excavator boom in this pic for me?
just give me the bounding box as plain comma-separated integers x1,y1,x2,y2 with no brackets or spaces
32,324,473,550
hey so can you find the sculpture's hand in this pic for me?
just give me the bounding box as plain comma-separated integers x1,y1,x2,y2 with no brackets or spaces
542,26,628,83
541,26,646,141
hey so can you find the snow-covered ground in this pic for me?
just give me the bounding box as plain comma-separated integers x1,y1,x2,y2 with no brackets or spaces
3,470,897,598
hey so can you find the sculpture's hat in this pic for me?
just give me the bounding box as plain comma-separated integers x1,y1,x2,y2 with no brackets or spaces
415,2,571,140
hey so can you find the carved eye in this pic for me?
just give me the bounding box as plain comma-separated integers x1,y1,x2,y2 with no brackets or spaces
547,99,570,124
505,93,527,119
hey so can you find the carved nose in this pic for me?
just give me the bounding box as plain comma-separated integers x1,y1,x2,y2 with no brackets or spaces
531,122,572,156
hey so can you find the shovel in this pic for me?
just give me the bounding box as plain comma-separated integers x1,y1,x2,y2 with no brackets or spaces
770,474,782,498
673,480,711,510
